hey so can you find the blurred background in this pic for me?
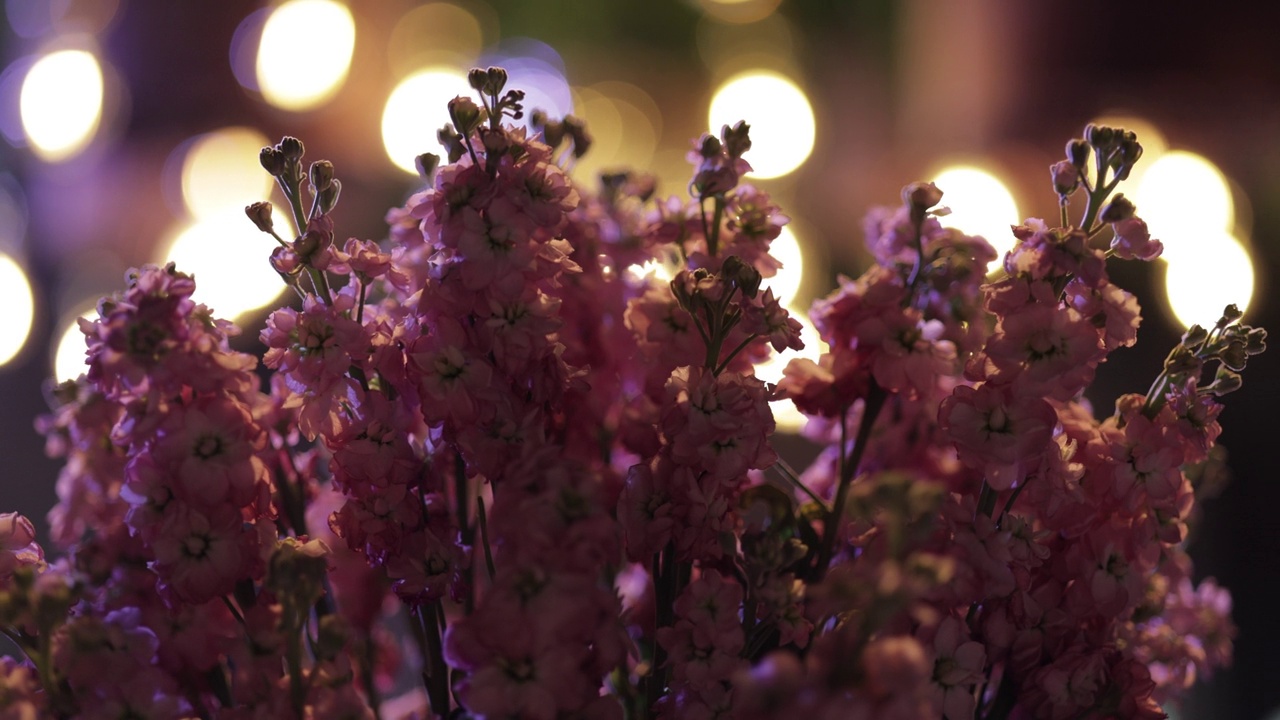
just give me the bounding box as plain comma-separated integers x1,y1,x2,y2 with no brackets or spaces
0,0,1276,716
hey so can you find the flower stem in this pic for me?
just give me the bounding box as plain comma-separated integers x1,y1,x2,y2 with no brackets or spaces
814,385,887,580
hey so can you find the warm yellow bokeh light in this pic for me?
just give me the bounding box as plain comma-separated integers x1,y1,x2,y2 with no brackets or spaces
932,166,1020,262
1133,151,1233,262
388,3,487,74
163,209,285,320
382,68,472,174
571,85,660,182
0,254,34,367
1163,232,1254,330
708,71,814,179
256,0,355,111
53,309,95,382
19,49,104,161
767,226,804,307
181,127,274,218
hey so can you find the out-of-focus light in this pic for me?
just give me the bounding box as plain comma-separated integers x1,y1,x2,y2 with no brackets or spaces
180,127,274,218
163,209,285,320
0,254,33,367
626,258,675,283
571,83,659,182
767,226,804,307
698,0,783,24
256,0,355,111
53,308,94,382
1163,232,1253,330
1133,151,1233,262
19,49,103,161
388,3,483,75
382,68,471,174
709,71,814,180
931,166,1020,261
481,39,573,129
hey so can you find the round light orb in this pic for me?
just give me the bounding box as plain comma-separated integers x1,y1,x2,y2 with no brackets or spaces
931,166,1020,263
52,308,95,382
180,127,274,218
1163,232,1254,330
708,70,814,179
162,209,286,321
19,49,104,161
0,253,34,367
256,0,356,111
766,226,804,307
381,67,472,174
1133,151,1233,263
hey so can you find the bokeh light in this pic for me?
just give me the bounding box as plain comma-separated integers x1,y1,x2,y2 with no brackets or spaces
52,307,95,382
162,209,285,320
19,49,104,161
1133,151,1234,262
388,3,484,75
767,226,804,307
0,254,33,367
1162,232,1254,329
256,0,355,111
708,71,814,179
180,127,274,218
931,166,1020,261
381,67,472,174
571,83,660,181
698,0,784,25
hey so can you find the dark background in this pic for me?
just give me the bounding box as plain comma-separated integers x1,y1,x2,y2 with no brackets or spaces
1,1,1277,717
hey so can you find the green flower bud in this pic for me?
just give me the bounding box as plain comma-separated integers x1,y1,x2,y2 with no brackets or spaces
278,136,305,161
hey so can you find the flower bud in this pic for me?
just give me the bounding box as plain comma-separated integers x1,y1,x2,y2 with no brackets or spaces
1066,139,1090,167
1220,304,1244,325
1246,327,1267,355
438,125,466,163
1209,366,1242,396
564,115,591,158
721,255,762,299
1100,194,1136,223
698,134,722,159
415,153,440,183
245,202,274,234
259,146,286,176
1181,324,1208,348
448,96,483,135
318,178,341,215
278,136,305,161
902,181,943,224
722,121,752,159
1050,160,1080,197
308,160,334,192
1220,339,1248,372
468,67,489,92
1085,123,1114,149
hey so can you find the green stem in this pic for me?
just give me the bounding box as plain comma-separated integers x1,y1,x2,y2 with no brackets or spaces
476,495,497,581
713,333,758,375
814,385,888,579
418,603,451,718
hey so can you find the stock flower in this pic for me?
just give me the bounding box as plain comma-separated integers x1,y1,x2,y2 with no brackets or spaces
939,384,1058,490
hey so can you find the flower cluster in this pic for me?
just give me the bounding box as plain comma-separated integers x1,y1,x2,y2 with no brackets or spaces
3,70,1262,720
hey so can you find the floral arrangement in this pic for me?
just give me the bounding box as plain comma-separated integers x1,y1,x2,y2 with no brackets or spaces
0,67,1265,720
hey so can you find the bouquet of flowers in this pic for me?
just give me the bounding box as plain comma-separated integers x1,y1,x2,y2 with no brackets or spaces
0,67,1264,719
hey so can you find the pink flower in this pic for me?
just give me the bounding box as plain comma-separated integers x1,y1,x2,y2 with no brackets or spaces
1110,216,1163,261
150,501,254,604
927,617,986,720
741,288,804,354
0,513,43,579
938,384,1058,490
